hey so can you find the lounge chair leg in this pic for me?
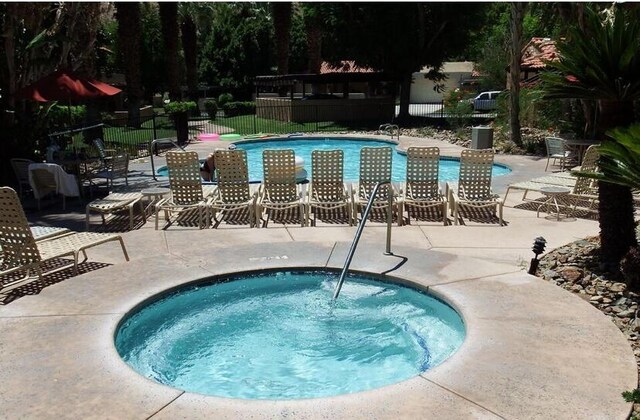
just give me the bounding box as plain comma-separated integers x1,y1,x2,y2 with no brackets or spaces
73,251,79,275
118,237,130,261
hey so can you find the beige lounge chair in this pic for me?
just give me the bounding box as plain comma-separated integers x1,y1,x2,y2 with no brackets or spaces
210,149,258,227
30,226,71,241
505,145,601,202
257,149,306,227
0,187,129,299
545,137,576,172
353,146,402,226
91,153,129,191
402,147,447,225
447,149,503,225
306,149,353,226
10,158,33,199
155,151,215,229
86,192,145,231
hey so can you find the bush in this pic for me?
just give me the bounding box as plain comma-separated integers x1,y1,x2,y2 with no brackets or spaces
164,101,197,115
222,101,256,117
218,93,234,108
204,100,218,120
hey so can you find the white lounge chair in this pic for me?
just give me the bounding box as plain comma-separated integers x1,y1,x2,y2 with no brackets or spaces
257,149,306,227
210,149,258,227
447,149,503,225
0,187,129,300
307,149,353,226
401,147,447,225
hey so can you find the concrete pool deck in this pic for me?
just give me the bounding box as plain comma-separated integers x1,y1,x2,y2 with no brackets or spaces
1,134,637,419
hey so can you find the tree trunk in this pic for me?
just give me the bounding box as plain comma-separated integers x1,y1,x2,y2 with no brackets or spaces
305,19,322,74
597,99,638,271
397,73,412,123
160,2,181,101
271,3,292,96
115,3,143,128
181,14,199,115
509,2,526,146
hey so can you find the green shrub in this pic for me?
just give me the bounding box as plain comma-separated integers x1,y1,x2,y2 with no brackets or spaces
164,101,197,115
204,100,218,120
48,104,86,129
222,101,256,117
218,93,234,108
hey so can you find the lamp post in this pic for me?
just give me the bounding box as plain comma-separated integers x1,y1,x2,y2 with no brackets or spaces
528,237,547,275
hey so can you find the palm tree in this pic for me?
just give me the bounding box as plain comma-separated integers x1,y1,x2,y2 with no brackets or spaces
159,2,181,101
115,2,143,128
271,2,292,97
509,2,527,147
542,5,640,271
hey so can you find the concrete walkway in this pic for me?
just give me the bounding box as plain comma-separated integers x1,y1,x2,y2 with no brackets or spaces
1,134,636,419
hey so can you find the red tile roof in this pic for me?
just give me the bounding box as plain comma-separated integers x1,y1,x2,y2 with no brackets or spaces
521,37,559,70
320,61,375,74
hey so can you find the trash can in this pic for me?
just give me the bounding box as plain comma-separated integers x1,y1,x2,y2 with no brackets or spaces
471,126,494,149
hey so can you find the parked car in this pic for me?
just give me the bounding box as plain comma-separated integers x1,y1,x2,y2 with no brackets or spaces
470,91,502,111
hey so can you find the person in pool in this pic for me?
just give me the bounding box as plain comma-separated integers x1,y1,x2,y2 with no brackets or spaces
200,152,216,181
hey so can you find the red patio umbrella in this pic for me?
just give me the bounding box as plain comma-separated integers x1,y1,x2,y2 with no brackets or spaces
18,70,122,102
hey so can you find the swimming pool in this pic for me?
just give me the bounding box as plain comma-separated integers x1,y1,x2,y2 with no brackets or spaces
115,270,465,400
155,137,511,182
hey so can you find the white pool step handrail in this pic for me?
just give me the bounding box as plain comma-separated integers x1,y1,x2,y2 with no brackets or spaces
333,181,393,301
149,138,185,181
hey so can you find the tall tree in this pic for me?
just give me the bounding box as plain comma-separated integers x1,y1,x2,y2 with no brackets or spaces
159,2,181,101
271,2,292,77
179,5,198,105
542,5,640,271
509,2,527,146
300,3,326,74
322,3,484,122
115,2,143,128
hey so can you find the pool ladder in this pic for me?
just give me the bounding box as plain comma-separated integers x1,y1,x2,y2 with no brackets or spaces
333,181,394,301
379,123,400,141
149,138,186,181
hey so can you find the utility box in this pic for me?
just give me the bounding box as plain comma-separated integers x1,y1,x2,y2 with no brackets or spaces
471,126,494,149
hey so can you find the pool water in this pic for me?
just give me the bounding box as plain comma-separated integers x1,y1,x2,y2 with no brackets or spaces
155,138,511,182
115,270,465,400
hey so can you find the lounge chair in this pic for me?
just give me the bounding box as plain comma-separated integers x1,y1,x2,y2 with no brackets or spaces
256,149,306,227
28,163,80,211
306,150,353,226
0,187,129,299
352,146,402,226
210,149,258,227
30,226,71,241
93,138,116,165
155,151,215,230
10,158,33,199
545,136,576,172
402,147,447,225
504,145,600,202
86,192,145,231
447,149,503,225
90,153,129,191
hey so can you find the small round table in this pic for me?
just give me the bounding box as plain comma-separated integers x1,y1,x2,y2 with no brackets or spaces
537,186,571,221
141,187,170,216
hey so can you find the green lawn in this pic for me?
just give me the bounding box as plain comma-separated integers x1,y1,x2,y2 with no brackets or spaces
217,115,356,135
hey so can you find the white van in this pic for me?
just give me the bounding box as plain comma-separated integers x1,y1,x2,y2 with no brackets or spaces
471,91,502,111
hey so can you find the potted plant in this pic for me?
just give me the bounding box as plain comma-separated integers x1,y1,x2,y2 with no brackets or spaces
164,101,197,145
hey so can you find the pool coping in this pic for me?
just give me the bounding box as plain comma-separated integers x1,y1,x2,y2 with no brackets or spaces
0,239,635,419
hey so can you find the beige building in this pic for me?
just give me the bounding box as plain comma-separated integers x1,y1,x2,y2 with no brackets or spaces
410,61,475,103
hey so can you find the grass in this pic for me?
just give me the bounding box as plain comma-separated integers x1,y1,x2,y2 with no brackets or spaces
217,115,377,135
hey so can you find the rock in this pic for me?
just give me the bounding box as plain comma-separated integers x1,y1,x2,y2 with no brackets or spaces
560,266,583,283
590,295,604,303
543,269,559,280
611,282,627,293
618,309,636,318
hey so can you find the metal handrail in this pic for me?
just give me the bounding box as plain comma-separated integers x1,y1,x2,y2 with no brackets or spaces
379,123,400,141
149,138,185,181
332,181,393,301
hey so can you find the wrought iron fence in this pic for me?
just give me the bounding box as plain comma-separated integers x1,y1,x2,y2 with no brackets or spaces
84,101,493,159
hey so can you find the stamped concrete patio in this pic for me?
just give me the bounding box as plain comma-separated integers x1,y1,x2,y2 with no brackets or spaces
1,134,636,419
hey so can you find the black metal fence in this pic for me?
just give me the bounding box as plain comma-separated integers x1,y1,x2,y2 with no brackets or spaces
90,101,494,159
